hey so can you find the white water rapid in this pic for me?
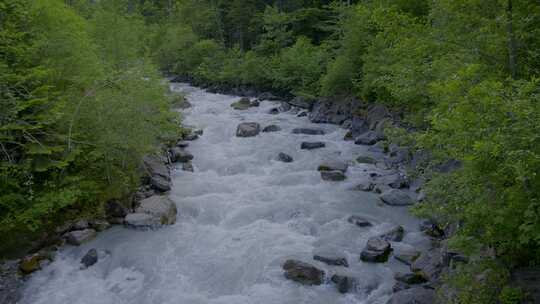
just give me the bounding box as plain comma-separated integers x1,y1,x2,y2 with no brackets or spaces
20,83,429,304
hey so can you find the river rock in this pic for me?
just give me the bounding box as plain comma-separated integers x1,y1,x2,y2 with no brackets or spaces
331,274,356,293
360,237,392,263
356,156,377,164
347,215,372,227
289,96,313,109
130,195,177,227
420,220,445,238
279,102,291,112
71,219,89,231
236,122,261,137
268,108,280,115
309,98,352,125
125,213,159,228
321,170,346,181
277,152,293,163
64,229,97,246
387,286,435,304
143,155,170,180
176,141,189,148
19,253,49,274
258,92,279,101
380,189,414,206
313,253,349,267
297,111,308,117
230,97,252,110
301,142,325,150
182,162,194,172
292,128,325,135
105,200,129,219
80,249,98,268
395,272,427,285
283,260,324,285
184,133,199,141
351,116,369,138
366,104,391,130
169,147,194,163
394,248,420,266
89,219,111,232
318,160,348,173
262,125,281,132
411,250,444,282
379,225,405,242
150,175,171,192
355,131,382,145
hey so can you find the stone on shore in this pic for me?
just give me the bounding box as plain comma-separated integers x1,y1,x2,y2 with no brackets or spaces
380,189,414,206
64,229,97,246
182,162,194,172
283,260,325,285
360,237,392,263
169,147,194,163
387,286,435,304
379,225,405,242
134,195,177,226
354,131,382,145
236,122,261,137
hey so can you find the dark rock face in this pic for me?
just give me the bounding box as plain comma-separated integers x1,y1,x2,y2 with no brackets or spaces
360,237,392,263
347,215,372,227
292,128,325,135
387,286,435,304
289,96,313,109
105,200,129,218
80,249,98,268
313,253,349,267
331,274,356,294
411,250,444,282
176,141,189,148
511,268,540,304
282,260,325,285
351,116,369,138
309,98,353,125
236,122,261,137
355,131,383,145
64,229,97,246
379,225,405,242
262,125,281,132
318,160,348,173
380,189,414,206
394,272,427,285
169,147,194,163
258,92,279,101
301,142,326,150
277,152,294,163
321,170,346,181
0,260,22,304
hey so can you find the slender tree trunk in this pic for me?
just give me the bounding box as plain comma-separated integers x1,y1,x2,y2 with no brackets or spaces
506,0,517,79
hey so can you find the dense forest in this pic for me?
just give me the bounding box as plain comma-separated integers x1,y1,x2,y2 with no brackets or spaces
2,0,540,303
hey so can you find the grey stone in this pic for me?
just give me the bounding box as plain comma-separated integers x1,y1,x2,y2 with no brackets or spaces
366,104,391,130
150,175,171,192
387,286,435,304
277,152,293,163
318,160,348,173
176,141,189,148
347,215,372,227
231,97,252,110
143,155,170,181
80,249,98,268
331,274,356,293
309,98,353,125
380,189,414,206
360,237,392,263
352,182,374,192
394,272,427,285
236,122,261,137
89,219,111,232
184,133,199,141
321,170,346,181
301,142,325,150
313,253,349,267
355,131,382,145
279,102,291,112
394,248,420,266
262,125,281,132
71,219,89,231
356,156,377,164
124,213,160,228
258,92,279,101
283,260,324,285
132,195,178,226
411,250,444,282
379,225,405,242
182,162,194,172
169,147,194,163
292,128,325,135
268,108,280,114
64,229,97,246
351,116,369,138
289,96,313,109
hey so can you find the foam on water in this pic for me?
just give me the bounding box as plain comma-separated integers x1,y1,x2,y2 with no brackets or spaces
21,84,429,304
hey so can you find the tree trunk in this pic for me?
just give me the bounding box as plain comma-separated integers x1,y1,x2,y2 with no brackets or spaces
506,0,517,79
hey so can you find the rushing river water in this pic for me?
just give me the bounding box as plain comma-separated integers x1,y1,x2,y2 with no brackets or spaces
21,83,429,304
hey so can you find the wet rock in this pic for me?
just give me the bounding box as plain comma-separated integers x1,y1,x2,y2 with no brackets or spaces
279,102,291,112
143,155,170,181
250,100,260,107
289,96,313,109
292,128,325,135
313,253,349,267
355,131,382,145
394,248,420,266
360,237,392,263
420,220,445,238
230,97,252,110
268,108,280,115
150,175,171,192
184,133,199,141
352,179,375,192
169,147,194,163
309,98,352,125
71,219,89,231
176,141,189,148
380,189,414,206
283,260,324,285
129,195,178,227
356,156,377,164
351,116,369,138
411,250,444,282
386,174,409,189
321,170,346,181
177,100,192,109
297,111,308,117
236,122,261,137
182,162,194,172
105,200,129,218
262,125,281,132
19,253,49,274
64,229,97,246
331,274,356,293
366,104,391,130
347,215,372,227
395,272,427,285
80,249,98,268
301,142,325,150
124,213,159,228
368,142,386,153
387,286,435,304
258,92,279,101
344,131,353,141
89,219,111,232
317,160,348,173
392,281,411,293
379,225,405,242
0,260,22,303
277,152,293,163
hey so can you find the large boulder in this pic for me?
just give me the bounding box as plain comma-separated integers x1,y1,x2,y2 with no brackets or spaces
309,98,353,125
366,104,391,130
331,274,356,294
236,122,261,137
126,196,178,229
301,142,325,150
380,190,414,206
360,237,392,263
411,250,444,282
318,160,348,173
288,96,313,109
351,116,369,138
169,147,194,163
19,253,49,274
387,286,435,304
292,128,325,135
394,248,420,266
355,131,383,145
64,229,97,246
283,260,325,285
143,155,171,192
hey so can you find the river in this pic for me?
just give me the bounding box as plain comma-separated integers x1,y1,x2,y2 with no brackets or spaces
20,83,429,304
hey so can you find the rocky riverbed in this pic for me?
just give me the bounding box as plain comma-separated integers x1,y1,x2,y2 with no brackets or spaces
7,83,446,304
